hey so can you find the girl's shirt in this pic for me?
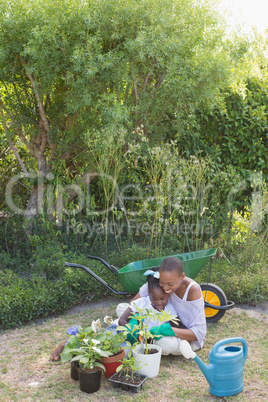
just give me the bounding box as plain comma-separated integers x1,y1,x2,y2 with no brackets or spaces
139,281,206,348
130,296,177,330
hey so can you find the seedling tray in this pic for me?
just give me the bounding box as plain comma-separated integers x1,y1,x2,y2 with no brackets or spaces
109,373,148,393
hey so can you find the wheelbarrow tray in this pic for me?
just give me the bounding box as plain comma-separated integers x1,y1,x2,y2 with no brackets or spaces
117,248,217,292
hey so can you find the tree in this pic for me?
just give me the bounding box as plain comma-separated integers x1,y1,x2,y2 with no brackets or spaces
175,30,268,177
0,0,232,228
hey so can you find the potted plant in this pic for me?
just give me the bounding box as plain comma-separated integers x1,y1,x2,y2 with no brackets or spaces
61,316,127,382
117,306,178,378
61,324,99,381
109,351,148,393
90,316,127,378
61,336,112,394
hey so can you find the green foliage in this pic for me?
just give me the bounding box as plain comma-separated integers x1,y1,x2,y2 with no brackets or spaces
0,250,25,272
116,350,143,381
178,75,268,180
0,247,116,329
197,260,268,305
83,128,244,255
0,0,267,333
117,306,178,354
28,235,68,280
0,215,30,259
61,324,114,371
86,316,126,356
0,0,233,223
0,270,72,328
63,339,111,371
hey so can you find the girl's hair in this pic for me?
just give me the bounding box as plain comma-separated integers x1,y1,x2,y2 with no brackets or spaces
146,267,162,293
159,257,184,276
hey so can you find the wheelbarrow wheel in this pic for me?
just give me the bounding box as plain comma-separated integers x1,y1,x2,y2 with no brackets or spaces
200,283,227,323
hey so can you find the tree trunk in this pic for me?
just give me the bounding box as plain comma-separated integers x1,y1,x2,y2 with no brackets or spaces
24,153,52,234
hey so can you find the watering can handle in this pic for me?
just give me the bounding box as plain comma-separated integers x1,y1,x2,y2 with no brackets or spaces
212,337,248,363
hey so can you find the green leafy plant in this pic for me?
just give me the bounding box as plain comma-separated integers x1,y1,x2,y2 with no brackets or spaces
91,316,126,356
116,350,143,382
117,305,178,355
65,338,112,371
60,324,113,371
60,315,127,372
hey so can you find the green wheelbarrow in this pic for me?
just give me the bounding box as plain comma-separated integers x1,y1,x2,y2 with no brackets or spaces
65,248,234,323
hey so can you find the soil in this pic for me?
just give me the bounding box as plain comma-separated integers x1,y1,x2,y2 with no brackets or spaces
145,348,158,355
110,371,145,386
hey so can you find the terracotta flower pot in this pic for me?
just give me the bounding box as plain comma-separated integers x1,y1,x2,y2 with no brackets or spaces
78,367,102,394
101,349,125,378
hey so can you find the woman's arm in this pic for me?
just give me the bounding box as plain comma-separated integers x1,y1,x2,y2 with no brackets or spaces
187,283,202,300
118,307,134,326
171,327,198,342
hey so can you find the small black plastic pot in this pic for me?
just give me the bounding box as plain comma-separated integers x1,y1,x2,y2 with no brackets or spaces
78,367,102,394
70,361,79,381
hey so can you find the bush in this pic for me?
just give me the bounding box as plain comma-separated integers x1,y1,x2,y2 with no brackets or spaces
196,258,268,305
0,263,115,329
0,251,26,272
0,270,68,328
29,236,68,280
106,242,179,268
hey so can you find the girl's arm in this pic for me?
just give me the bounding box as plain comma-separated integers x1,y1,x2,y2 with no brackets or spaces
118,307,134,326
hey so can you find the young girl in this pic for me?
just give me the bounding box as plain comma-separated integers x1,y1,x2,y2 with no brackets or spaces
50,269,177,361
119,269,178,330
129,257,206,355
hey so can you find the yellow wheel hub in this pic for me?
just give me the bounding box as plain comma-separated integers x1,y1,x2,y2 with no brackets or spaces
202,290,221,318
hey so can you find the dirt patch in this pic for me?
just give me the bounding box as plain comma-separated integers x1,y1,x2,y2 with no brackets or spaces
232,301,268,323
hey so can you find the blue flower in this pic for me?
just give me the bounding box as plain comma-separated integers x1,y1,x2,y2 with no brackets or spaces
67,325,79,335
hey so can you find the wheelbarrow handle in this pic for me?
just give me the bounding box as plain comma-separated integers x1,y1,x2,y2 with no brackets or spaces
204,300,235,310
65,262,131,295
87,255,118,274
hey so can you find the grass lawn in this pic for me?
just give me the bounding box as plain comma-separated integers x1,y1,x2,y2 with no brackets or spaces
0,300,267,401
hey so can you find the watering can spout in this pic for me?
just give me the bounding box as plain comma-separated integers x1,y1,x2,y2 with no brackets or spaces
180,341,214,388
193,355,214,388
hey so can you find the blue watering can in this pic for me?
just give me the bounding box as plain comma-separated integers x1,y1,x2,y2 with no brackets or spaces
180,337,248,397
